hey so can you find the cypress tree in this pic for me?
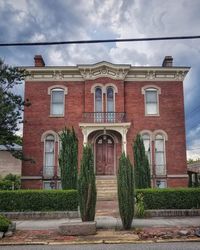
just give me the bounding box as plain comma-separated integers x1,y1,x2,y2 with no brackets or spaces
59,127,78,189
117,152,134,230
133,134,151,189
78,145,96,221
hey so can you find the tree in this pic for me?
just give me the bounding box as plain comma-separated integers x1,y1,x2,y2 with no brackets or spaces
133,134,151,189
117,152,134,230
0,59,29,159
58,127,78,189
78,145,96,221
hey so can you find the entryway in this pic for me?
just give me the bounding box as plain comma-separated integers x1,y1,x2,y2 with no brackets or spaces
96,134,115,175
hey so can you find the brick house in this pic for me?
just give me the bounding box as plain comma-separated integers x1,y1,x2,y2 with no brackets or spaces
21,55,189,190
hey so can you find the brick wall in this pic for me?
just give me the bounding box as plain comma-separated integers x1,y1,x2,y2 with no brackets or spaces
22,77,188,188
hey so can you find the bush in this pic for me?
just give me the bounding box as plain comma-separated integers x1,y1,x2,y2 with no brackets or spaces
78,145,96,222
0,190,78,211
0,174,21,190
0,180,13,190
0,214,11,232
137,188,200,209
117,152,134,230
135,193,145,218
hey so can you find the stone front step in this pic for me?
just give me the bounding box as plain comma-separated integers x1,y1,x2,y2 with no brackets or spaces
96,200,119,217
96,176,117,201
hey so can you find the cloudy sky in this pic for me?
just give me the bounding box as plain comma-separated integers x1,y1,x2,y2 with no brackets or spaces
0,0,200,159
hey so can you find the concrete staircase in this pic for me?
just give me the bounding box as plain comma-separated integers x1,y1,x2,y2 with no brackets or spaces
96,176,119,216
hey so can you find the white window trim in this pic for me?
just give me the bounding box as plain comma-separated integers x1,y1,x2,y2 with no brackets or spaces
48,85,68,117
106,86,116,113
94,86,103,112
154,133,167,176
43,134,55,178
142,85,161,116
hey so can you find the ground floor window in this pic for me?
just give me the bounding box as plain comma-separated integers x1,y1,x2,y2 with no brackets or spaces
156,179,167,188
43,180,61,190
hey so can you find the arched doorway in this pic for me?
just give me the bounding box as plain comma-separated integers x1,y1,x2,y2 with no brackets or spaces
96,134,114,175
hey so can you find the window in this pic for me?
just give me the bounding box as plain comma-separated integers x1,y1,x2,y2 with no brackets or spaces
155,134,166,175
156,180,166,188
142,133,151,168
51,88,64,116
145,88,159,115
95,87,103,122
106,87,115,122
44,134,55,177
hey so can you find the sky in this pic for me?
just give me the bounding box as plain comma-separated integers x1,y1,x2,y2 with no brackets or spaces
0,0,200,160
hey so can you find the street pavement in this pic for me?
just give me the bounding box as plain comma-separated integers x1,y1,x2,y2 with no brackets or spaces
0,242,200,250
15,216,200,230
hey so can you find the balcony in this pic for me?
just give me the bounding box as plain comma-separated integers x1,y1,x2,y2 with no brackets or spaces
82,112,126,123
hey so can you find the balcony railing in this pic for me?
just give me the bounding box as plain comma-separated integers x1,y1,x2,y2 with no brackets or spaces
82,112,126,123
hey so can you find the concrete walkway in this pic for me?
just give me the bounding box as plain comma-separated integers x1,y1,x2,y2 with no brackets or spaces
15,216,200,230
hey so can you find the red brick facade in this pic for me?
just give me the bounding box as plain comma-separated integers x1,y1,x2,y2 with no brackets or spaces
21,56,189,189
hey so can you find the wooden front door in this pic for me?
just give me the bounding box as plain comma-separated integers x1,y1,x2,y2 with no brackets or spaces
96,135,114,175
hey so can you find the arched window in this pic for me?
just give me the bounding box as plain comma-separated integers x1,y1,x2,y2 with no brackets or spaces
95,87,103,122
107,87,114,112
51,88,64,115
95,87,102,112
155,134,166,175
145,88,158,115
44,134,55,177
142,133,151,166
106,87,115,122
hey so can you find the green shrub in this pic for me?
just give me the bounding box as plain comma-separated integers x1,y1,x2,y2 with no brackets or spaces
117,152,134,230
137,188,200,209
0,180,13,190
59,127,78,190
135,193,145,218
0,214,11,232
78,145,96,221
0,190,78,211
4,174,21,189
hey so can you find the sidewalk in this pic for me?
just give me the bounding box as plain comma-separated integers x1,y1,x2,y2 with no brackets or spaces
15,216,200,230
0,216,199,245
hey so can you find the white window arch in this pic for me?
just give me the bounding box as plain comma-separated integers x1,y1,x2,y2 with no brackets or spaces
142,86,161,116
155,133,166,176
44,134,55,177
48,85,68,116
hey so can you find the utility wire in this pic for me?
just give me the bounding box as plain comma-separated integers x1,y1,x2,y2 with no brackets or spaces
0,35,200,47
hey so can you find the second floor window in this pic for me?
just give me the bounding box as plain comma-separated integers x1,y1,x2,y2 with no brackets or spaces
51,88,64,116
145,88,158,115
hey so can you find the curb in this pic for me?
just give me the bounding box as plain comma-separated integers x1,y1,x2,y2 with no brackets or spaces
0,238,200,246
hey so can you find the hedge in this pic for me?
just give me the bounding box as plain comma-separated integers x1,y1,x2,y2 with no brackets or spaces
0,190,78,212
136,188,200,209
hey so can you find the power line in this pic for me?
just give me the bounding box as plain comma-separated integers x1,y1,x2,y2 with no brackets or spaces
1,35,200,47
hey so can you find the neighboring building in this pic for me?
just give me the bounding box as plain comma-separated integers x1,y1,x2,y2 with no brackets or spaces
0,144,22,177
188,162,200,186
21,55,189,189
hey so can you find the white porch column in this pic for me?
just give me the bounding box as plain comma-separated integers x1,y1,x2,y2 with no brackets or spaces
122,127,128,156
82,128,88,146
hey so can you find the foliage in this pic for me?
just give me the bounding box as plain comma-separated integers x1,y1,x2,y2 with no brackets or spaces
0,58,30,159
136,188,200,209
59,127,78,190
0,174,21,190
0,190,78,211
0,214,11,232
135,193,145,218
187,158,200,164
78,145,96,221
117,152,134,230
133,134,151,189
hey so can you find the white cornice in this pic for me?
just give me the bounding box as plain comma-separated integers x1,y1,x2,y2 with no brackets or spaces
23,62,190,82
